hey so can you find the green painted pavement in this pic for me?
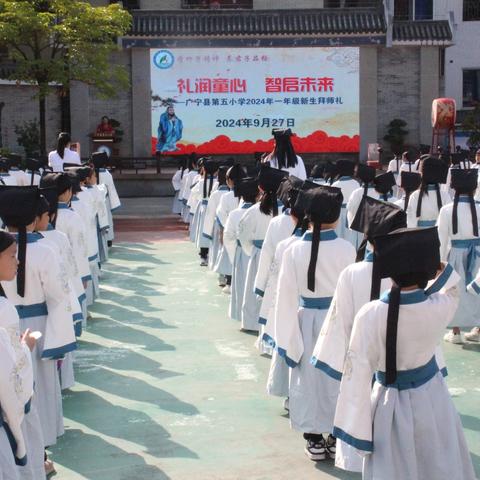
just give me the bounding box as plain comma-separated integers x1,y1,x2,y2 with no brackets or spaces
49,239,480,479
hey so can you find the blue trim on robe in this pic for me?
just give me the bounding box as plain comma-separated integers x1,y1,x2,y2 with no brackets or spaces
294,228,303,237
375,356,439,390
15,302,48,319
332,427,373,453
470,280,480,295
253,239,264,249
450,239,480,283
338,176,353,181
262,332,276,348
41,341,77,360
13,232,43,244
218,186,229,191
311,357,343,381
299,296,332,310
258,316,267,325
215,216,223,228
88,253,98,262
380,289,427,305
203,233,213,240
417,219,436,227
451,238,480,248
441,367,448,377
57,203,72,210
364,251,374,262
458,195,476,203
78,293,86,305
81,274,92,282
201,199,208,206
24,398,31,415
255,288,264,297
302,230,337,242
277,347,298,368
425,263,454,296
241,202,252,209
111,205,121,212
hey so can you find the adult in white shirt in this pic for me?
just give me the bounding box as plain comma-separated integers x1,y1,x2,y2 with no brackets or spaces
263,128,307,180
48,132,81,172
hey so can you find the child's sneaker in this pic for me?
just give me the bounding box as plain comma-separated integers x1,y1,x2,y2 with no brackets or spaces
200,259,208,267
326,435,336,459
443,331,464,344
304,436,327,461
464,327,480,342
222,285,231,294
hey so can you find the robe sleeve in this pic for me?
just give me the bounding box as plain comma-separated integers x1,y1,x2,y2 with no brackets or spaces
101,170,121,211
187,180,201,211
406,191,418,228
253,221,276,296
0,330,28,464
346,189,361,227
467,271,480,295
332,303,379,455
311,267,355,380
171,169,182,191
223,213,238,264
262,244,284,339
274,245,303,367
40,247,77,359
237,209,255,257
436,206,451,262
95,187,110,230
202,192,218,239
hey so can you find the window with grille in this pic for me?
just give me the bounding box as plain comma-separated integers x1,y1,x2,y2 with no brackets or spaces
463,69,480,108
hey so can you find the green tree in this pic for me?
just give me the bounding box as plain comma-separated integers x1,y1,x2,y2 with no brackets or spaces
383,118,409,156
461,102,480,152
0,0,131,155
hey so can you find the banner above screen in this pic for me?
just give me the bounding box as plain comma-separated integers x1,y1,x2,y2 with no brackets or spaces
150,47,359,155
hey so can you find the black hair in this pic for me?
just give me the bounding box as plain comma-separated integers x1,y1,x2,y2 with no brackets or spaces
56,132,71,159
452,191,478,237
416,182,442,218
243,191,258,204
217,168,227,186
272,134,297,169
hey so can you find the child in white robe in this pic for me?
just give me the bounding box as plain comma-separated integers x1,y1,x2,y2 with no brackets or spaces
40,173,90,322
438,168,480,344
7,157,29,186
171,158,187,215
238,165,288,332
180,161,200,224
95,160,121,245
275,185,356,461
0,231,45,479
394,171,421,211
213,164,246,293
333,227,475,480
0,187,77,451
332,160,359,245
406,156,451,228
189,159,219,265
35,194,83,391
387,148,420,196
202,166,230,276
307,164,326,185
312,196,407,471
224,178,258,322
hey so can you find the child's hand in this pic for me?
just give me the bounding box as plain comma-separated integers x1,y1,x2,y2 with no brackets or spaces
21,328,36,352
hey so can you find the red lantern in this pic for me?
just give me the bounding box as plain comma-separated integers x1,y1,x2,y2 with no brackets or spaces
431,98,456,129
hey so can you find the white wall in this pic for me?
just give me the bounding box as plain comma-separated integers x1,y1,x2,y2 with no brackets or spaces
441,0,480,108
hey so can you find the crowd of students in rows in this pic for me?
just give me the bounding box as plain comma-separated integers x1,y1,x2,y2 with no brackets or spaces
0,137,120,479
171,129,478,479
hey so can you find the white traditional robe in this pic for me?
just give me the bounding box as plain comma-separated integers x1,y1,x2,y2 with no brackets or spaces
262,230,303,398
224,202,252,321
181,170,200,224
7,168,29,186
189,179,219,248
1,233,77,446
23,171,41,187
86,185,110,264
332,268,476,480
275,230,355,433
202,186,229,270
0,298,44,480
171,168,184,214
0,173,18,186
238,203,277,331
406,187,451,228
437,197,480,327
98,168,120,243
264,154,307,180
332,176,360,245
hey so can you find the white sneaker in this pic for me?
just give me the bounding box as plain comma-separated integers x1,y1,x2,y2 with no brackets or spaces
464,327,480,342
200,259,208,267
443,331,464,344
304,437,327,461
222,285,231,294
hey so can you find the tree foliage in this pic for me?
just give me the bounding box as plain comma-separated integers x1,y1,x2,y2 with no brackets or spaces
461,102,480,152
0,0,131,96
383,118,409,156
0,0,131,153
